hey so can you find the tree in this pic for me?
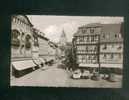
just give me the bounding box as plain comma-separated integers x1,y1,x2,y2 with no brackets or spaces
63,43,78,71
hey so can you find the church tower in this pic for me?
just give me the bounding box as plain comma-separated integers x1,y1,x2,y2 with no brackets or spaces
58,29,67,57
59,29,67,47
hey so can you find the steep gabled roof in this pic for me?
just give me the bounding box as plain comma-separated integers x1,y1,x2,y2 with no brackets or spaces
100,23,123,43
73,23,123,39
101,23,122,33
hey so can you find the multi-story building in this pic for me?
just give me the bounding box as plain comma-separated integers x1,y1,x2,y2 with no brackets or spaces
73,23,123,73
11,15,34,61
73,23,102,69
11,15,59,78
11,15,38,78
38,32,58,61
100,24,123,72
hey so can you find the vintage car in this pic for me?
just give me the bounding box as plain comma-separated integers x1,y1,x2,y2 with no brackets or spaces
91,71,100,81
81,70,90,79
72,69,82,79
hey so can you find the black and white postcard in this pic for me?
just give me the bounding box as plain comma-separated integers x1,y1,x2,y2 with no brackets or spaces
10,15,124,88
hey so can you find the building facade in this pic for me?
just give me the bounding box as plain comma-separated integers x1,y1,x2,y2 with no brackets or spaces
73,23,102,68
100,24,123,70
73,23,123,72
38,32,58,61
11,15,59,78
11,15,34,61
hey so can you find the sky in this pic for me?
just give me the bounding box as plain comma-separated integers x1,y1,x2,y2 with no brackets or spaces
27,15,123,43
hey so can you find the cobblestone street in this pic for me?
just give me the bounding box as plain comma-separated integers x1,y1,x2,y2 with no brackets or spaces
11,62,122,88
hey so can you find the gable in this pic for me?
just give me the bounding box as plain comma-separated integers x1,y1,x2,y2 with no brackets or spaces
12,15,33,27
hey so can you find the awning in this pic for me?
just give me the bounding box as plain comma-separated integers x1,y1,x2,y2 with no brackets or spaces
12,60,37,71
79,63,122,69
79,64,99,68
100,64,122,69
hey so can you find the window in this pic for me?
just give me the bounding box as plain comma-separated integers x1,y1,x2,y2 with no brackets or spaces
90,28,94,33
87,36,89,42
118,45,122,50
106,34,110,39
119,54,122,58
118,33,122,38
115,34,117,38
103,54,106,59
94,35,98,41
110,54,114,59
91,36,94,42
88,55,91,60
79,37,84,42
103,44,107,50
102,34,105,38
82,29,86,33
11,29,21,47
94,46,97,52
111,44,114,48
85,46,88,52
84,36,87,42
76,37,79,43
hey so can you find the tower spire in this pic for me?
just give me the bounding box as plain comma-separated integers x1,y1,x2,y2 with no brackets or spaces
59,29,67,46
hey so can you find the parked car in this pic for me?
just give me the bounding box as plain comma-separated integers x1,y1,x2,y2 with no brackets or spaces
72,69,81,79
81,70,90,79
91,71,100,81
107,73,117,82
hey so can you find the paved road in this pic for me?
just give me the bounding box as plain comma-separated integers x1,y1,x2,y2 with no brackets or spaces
11,63,122,88
11,63,69,87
